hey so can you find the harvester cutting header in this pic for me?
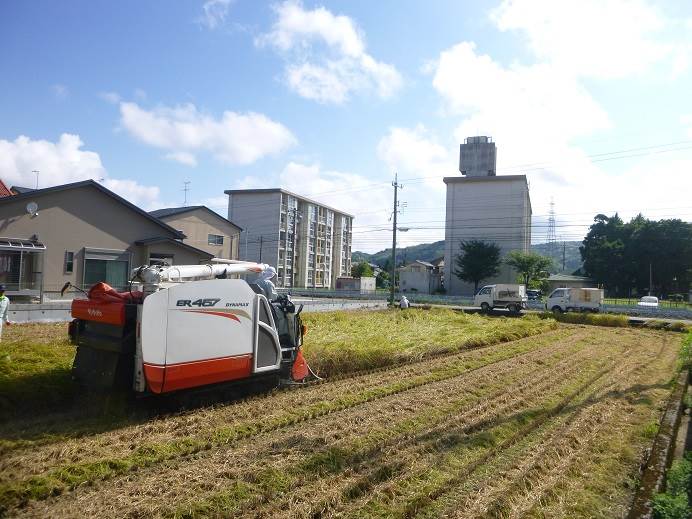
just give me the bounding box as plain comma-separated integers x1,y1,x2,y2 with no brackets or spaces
66,261,310,395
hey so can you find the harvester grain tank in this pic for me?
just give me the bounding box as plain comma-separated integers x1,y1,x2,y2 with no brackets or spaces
66,262,311,394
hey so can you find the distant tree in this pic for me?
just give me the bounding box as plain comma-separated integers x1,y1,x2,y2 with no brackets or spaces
505,251,553,286
580,213,692,297
376,270,390,288
453,240,501,293
351,261,374,278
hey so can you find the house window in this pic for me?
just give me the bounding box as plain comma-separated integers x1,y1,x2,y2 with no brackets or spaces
208,234,224,246
64,251,74,273
149,253,173,266
83,249,130,290
84,259,128,289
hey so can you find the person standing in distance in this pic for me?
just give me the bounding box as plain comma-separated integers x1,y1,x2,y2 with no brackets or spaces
0,285,11,340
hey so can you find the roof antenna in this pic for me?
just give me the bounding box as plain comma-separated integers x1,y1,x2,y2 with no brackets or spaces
183,180,191,206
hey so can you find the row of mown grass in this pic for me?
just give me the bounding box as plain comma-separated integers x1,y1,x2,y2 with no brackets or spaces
0,310,556,422
537,311,690,332
301,309,556,375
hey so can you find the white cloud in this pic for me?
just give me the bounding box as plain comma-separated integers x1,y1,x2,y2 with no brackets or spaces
431,41,611,195
165,152,197,167
52,84,68,99
377,126,452,186
491,0,675,79
119,101,297,166
257,1,402,103
428,37,692,242
102,178,161,209
198,0,233,29
99,91,121,104
0,133,163,210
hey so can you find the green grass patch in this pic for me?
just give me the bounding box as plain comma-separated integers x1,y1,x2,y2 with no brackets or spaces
302,309,556,375
653,453,692,519
0,323,75,420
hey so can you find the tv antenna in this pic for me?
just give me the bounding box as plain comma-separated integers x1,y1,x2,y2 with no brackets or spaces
183,181,191,206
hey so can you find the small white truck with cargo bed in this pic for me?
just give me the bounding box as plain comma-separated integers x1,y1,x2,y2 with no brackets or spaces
546,287,603,314
474,284,527,315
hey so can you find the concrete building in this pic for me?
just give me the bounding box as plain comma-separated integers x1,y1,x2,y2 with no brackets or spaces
0,180,213,300
335,276,376,294
546,274,596,292
225,188,353,289
444,137,532,296
399,260,443,294
459,136,497,177
150,206,242,261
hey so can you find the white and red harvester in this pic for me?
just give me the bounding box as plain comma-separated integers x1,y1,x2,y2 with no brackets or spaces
67,262,310,394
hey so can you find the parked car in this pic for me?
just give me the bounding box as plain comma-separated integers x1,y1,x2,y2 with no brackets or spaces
526,289,542,300
637,296,659,307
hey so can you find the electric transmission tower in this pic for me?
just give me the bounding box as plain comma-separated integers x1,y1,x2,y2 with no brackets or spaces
546,197,557,255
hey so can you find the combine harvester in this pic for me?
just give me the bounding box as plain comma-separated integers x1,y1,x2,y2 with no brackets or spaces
65,261,312,395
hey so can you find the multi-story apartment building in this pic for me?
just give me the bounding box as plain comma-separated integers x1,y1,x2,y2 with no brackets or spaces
224,188,353,289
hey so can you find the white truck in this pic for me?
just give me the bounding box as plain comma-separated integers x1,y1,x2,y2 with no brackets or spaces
474,284,527,314
546,287,603,314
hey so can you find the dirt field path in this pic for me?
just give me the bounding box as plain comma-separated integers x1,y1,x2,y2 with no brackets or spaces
1,325,681,518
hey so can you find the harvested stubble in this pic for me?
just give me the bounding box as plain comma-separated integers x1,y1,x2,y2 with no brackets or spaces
0,324,683,519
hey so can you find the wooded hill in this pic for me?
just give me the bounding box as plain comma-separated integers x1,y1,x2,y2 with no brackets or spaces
353,240,583,274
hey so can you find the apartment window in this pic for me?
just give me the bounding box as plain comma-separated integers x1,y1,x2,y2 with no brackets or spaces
208,234,224,246
64,251,74,273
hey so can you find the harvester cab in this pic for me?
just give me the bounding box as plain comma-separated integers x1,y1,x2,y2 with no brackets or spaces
67,261,313,395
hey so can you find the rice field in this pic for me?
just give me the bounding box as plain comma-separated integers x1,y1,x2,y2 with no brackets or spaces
0,309,686,518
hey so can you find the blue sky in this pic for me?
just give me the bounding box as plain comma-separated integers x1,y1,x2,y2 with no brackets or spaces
1,0,692,252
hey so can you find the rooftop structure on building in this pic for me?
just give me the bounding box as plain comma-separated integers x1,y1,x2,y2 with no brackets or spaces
459,136,496,177
224,188,353,289
444,137,532,296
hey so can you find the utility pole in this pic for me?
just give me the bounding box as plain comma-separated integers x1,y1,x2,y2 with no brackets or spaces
389,173,403,306
182,181,191,206
649,262,653,296
32,170,39,189
258,235,263,263
562,242,566,272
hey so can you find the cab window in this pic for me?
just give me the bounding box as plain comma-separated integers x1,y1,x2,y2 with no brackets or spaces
549,289,565,298
479,287,491,295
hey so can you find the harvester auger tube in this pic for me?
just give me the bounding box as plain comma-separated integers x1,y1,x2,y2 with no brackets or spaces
67,262,318,395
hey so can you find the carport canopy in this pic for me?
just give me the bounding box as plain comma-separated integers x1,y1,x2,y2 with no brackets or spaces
0,238,46,251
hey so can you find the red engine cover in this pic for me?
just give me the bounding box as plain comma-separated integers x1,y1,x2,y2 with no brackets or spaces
72,298,126,326
71,283,143,325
